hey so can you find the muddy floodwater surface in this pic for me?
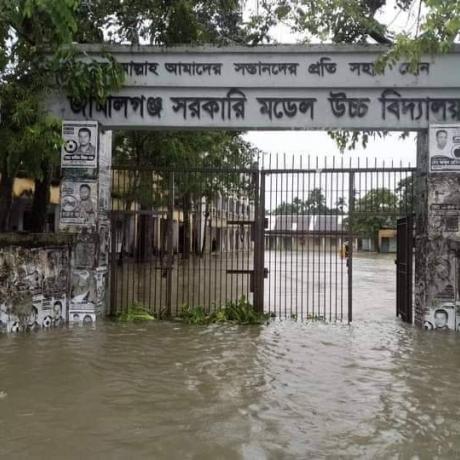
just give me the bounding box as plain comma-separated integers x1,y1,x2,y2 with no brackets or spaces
1,254,460,459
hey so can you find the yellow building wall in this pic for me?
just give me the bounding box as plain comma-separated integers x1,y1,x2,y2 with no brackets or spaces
378,229,396,239
12,178,60,204
378,229,397,252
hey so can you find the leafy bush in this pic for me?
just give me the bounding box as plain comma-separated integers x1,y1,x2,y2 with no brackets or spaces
179,305,209,325
116,304,155,322
179,297,269,325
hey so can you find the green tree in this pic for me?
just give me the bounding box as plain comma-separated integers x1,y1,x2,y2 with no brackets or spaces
0,0,268,232
265,0,460,61
113,130,258,257
272,188,331,214
335,196,346,215
0,0,123,231
350,188,399,250
106,1,265,257
304,188,329,213
396,175,415,216
260,0,460,150
76,0,253,46
272,197,304,215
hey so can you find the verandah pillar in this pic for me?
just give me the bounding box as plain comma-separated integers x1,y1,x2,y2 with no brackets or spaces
58,121,112,325
415,126,460,330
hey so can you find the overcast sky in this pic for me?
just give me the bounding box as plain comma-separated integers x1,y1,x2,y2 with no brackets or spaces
242,0,421,167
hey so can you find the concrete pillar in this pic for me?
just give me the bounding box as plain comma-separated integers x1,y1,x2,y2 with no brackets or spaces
58,121,112,325
415,126,460,331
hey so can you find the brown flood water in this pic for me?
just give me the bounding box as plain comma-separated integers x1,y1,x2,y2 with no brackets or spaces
1,254,460,459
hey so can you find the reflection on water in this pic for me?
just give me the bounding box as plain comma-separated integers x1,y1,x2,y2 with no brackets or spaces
1,255,460,459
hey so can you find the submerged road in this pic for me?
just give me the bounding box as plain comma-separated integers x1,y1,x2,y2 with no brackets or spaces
1,254,459,459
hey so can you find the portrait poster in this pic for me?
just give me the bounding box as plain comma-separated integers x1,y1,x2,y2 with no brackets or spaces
69,268,97,325
74,237,97,269
59,180,98,227
97,226,110,268
429,124,460,173
424,303,456,330
61,121,98,169
95,267,108,313
98,130,112,218
70,269,96,314
31,295,68,328
0,295,68,332
428,175,460,235
69,311,96,325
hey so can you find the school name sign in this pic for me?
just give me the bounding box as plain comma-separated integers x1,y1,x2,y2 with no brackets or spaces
47,44,460,130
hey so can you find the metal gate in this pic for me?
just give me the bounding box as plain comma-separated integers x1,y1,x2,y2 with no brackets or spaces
109,166,257,317
396,215,414,323
109,159,415,322
261,167,350,322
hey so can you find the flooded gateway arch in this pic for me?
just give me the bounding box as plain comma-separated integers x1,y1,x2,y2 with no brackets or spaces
48,44,460,330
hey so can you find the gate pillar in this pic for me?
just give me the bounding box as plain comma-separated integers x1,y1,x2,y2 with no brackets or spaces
415,128,460,331
58,121,112,325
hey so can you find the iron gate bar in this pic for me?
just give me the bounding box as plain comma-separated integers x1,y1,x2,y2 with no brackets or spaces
114,164,415,174
110,210,163,216
347,172,355,324
266,230,360,237
165,171,174,317
113,165,258,174
262,167,415,174
396,215,414,323
109,221,117,316
253,169,265,313
227,220,255,224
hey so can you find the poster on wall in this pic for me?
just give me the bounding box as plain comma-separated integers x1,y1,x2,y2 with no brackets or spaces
31,295,68,328
428,174,460,235
98,130,112,169
98,174,111,220
70,270,96,307
456,303,460,331
98,226,110,268
74,235,98,269
0,295,67,332
60,180,97,227
95,267,107,313
69,310,96,325
61,121,98,169
424,303,457,330
429,124,460,172
98,130,112,219
69,269,96,325
424,278,458,330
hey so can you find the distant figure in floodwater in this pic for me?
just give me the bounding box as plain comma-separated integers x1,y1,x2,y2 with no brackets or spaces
341,242,349,258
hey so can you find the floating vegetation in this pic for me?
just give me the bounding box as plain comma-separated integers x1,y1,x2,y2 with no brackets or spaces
179,297,269,325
